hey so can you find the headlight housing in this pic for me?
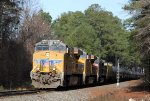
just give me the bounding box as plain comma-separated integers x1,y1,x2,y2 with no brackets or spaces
52,68,56,71
45,52,50,57
36,67,40,71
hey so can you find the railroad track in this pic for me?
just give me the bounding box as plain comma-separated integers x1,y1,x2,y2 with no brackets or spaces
0,88,57,97
0,89,42,97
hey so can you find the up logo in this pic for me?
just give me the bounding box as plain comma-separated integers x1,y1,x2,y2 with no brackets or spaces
50,60,62,66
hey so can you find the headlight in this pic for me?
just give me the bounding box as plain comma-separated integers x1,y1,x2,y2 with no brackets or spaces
104,63,107,66
36,67,40,71
45,52,50,57
52,68,56,71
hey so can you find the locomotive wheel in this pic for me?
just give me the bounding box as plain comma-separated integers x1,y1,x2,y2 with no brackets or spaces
77,75,83,86
99,77,106,83
63,75,68,87
85,76,89,84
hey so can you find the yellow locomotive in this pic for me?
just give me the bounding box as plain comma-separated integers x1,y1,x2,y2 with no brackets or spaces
30,40,83,88
78,51,98,84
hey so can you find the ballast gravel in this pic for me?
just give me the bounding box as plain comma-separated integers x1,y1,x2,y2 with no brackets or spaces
0,81,131,101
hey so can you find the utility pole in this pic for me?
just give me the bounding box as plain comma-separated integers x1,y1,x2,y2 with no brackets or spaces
117,58,120,86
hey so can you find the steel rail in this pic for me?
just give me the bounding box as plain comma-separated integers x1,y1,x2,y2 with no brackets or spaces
0,89,40,97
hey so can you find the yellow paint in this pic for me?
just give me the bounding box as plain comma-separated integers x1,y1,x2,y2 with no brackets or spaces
32,50,65,74
32,49,83,75
78,56,92,76
105,63,113,79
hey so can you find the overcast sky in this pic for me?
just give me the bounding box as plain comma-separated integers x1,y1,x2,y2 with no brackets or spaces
39,0,130,20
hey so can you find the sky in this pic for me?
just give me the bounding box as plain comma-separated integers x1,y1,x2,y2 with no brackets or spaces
39,0,130,21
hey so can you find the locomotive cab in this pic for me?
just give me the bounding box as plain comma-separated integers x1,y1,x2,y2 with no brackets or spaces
31,40,71,88
78,52,98,85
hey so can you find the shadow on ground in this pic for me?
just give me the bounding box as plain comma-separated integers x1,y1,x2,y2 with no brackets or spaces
129,80,150,93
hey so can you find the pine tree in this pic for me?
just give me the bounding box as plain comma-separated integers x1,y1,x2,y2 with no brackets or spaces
124,0,150,82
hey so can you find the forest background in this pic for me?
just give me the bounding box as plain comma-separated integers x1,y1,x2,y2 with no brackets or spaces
0,0,149,88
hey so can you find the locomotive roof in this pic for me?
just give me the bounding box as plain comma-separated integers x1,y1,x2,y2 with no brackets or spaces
36,40,67,47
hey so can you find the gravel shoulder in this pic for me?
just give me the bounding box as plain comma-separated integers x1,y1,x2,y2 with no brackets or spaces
0,80,149,101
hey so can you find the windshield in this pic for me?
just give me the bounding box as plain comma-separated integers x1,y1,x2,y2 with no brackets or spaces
35,45,49,51
50,44,66,51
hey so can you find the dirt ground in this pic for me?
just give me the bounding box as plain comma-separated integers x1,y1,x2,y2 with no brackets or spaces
91,80,150,101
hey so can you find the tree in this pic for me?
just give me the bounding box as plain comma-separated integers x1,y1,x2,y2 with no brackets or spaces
67,23,99,54
0,0,21,45
0,0,53,88
20,8,52,55
124,0,150,55
0,0,28,87
85,4,131,64
52,4,131,66
124,0,150,81
40,10,52,24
